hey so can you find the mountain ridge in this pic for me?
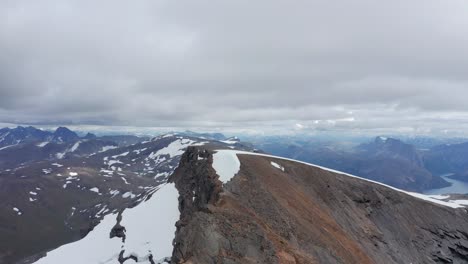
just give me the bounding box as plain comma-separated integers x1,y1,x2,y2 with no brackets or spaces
168,147,468,263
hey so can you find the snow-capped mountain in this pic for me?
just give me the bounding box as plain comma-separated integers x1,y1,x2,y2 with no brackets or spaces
50,127,80,143
0,126,50,149
31,146,468,264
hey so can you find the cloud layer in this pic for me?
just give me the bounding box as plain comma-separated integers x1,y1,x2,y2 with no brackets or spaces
2,0,468,135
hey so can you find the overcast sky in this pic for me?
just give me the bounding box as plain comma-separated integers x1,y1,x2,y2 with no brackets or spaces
1,0,468,135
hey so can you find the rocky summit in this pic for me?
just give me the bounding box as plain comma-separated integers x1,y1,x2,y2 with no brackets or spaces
168,147,468,264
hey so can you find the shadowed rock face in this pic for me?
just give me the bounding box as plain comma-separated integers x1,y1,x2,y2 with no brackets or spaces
170,147,468,264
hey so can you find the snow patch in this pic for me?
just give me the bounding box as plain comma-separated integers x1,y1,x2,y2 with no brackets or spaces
133,148,147,154
122,192,136,199
70,141,81,152
212,150,241,183
0,145,15,151
154,172,169,179
100,145,117,152
107,160,122,167
148,138,195,159
13,207,22,215
221,139,238,145
111,151,129,158
56,151,66,159
89,187,100,194
121,177,130,185
63,181,72,189
270,161,284,171
425,195,450,200
37,141,49,147
109,190,120,197
448,200,468,206
191,141,209,146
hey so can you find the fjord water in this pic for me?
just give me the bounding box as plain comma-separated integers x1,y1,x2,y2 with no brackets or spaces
424,174,468,195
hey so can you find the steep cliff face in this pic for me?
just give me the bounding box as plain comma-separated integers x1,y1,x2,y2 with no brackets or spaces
170,147,468,264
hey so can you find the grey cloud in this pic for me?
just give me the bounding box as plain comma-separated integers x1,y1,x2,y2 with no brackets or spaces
1,0,468,135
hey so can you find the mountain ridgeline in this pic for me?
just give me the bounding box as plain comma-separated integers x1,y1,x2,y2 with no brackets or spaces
169,147,468,263
252,135,468,192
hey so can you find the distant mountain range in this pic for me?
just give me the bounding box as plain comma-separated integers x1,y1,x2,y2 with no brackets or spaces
4,126,468,193
250,135,468,192
0,126,81,148
423,142,468,183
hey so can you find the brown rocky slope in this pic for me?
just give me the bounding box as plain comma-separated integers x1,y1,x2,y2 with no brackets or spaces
169,147,468,264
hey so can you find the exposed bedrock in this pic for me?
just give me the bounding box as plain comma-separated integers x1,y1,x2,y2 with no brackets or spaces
169,147,468,264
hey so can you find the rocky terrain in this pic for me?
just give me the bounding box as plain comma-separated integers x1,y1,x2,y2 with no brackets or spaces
0,127,251,264
169,148,468,263
4,126,468,263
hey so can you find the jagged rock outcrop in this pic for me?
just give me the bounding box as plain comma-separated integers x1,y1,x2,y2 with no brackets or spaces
168,147,228,263
169,147,281,263
110,211,126,242
170,147,468,264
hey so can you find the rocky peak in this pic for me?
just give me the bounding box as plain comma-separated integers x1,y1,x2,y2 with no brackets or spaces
83,132,97,139
0,126,50,147
168,147,224,263
169,146,222,207
360,136,425,168
52,127,79,143
168,148,468,264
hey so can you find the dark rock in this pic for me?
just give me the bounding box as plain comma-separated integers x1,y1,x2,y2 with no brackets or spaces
110,211,126,242
52,127,79,143
169,148,468,264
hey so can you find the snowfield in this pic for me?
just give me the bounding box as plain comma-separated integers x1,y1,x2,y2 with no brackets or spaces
148,138,195,159
212,150,241,183
37,141,49,147
100,145,117,152
270,161,285,171
34,183,179,264
70,141,81,152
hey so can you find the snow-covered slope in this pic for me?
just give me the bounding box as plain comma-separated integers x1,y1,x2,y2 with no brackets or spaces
34,183,178,264
211,150,240,183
